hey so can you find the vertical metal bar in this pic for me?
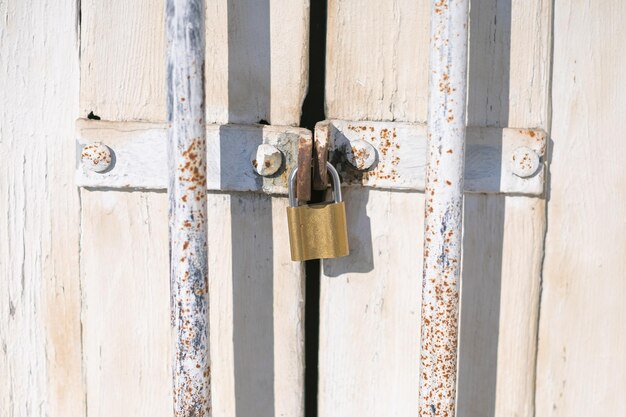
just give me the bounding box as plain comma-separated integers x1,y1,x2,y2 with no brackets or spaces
419,0,470,416
166,0,210,415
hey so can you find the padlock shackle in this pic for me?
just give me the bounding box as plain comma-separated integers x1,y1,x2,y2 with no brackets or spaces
289,162,342,207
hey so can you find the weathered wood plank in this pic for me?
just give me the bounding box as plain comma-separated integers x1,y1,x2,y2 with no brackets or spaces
320,1,551,416
318,189,423,417
467,0,552,128
166,0,211,412
205,0,309,125
325,0,430,123
81,191,172,416
80,0,166,122
79,0,309,416
0,0,84,416
536,1,626,415
208,194,305,417
79,2,173,415
458,195,545,417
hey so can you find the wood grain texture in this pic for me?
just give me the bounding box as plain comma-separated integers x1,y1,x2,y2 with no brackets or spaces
320,1,551,416
79,0,309,416
80,2,173,415
205,0,309,125
80,191,172,416
536,1,626,415
208,194,305,417
80,0,166,122
467,0,551,128
318,189,424,417
0,0,83,416
325,0,430,123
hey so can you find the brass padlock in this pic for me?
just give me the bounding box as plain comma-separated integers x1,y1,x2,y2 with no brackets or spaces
287,162,349,261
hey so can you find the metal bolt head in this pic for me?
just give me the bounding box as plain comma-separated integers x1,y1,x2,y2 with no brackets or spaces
81,142,112,173
511,146,540,178
251,144,283,176
345,139,377,170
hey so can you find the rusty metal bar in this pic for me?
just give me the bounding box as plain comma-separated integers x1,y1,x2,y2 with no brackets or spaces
166,0,210,415
419,0,470,416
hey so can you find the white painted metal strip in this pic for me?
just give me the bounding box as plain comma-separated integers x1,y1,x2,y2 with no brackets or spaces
76,119,544,196
75,119,310,193
324,120,546,195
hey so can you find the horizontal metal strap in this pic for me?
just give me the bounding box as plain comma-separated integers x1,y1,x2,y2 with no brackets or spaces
75,118,310,194
76,118,546,196
317,120,547,196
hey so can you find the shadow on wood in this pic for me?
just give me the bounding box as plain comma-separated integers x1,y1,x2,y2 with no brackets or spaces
223,1,276,416
323,188,375,276
457,0,511,416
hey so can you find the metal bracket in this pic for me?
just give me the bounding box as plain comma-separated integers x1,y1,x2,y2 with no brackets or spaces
75,118,311,194
316,120,547,196
77,118,546,196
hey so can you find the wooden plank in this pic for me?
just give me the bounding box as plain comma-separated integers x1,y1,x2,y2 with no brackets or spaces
80,191,172,416
320,1,551,416
208,194,305,417
0,0,84,416
318,189,424,417
467,0,552,128
80,0,166,121
458,195,545,417
205,0,309,125
325,0,430,123
536,1,626,416
79,0,309,416
79,2,174,415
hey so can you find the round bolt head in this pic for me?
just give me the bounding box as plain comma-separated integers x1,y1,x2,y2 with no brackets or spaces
251,144,283,176
345,139,377,170
511,146,540,178
81,142,112,173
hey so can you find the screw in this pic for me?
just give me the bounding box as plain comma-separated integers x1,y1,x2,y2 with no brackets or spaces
251,144,283,176
345,139,377,170
510,146,540,178
81,142,112,173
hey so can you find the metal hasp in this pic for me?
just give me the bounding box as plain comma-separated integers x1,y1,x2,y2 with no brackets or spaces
166,0,210,415
419,0,470,416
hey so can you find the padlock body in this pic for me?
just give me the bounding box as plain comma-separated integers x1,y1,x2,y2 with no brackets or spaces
287,201,349,261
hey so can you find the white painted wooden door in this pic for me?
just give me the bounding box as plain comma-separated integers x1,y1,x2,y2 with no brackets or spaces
318,1,549,416
78,1,308,417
